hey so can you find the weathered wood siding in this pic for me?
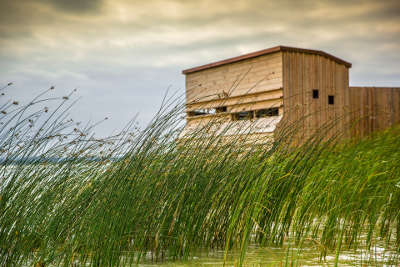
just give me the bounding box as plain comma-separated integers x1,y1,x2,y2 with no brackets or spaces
348,87,400,137
185,51,283,120
183,46,399,143
279,51,349,141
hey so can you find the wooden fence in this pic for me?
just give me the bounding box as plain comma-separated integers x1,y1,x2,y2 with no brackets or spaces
348,87,400,137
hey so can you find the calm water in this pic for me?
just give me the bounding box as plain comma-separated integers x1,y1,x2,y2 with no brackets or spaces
139,243,399,266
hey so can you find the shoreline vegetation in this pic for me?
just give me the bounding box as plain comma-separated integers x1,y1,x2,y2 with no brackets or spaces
0,84,399,266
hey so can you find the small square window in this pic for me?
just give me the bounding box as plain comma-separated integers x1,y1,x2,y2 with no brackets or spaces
312,89,319,99
328,95,334,105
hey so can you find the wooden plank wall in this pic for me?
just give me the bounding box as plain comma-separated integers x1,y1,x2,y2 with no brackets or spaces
185,52,283,104
348,87,400,137
185,51,284,127
279,51,349,142
184,51,399,142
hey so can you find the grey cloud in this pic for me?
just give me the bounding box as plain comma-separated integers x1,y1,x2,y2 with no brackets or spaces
0,0,399,136
42,0,104,13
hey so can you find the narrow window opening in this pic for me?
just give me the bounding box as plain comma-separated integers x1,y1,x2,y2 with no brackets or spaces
312,89,319,99
216,106,227,113
188,108,216,117
255,107,279,118
232,111,253,121
328,95,334,105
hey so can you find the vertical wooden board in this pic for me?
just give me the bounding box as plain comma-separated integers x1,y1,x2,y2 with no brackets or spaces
350,87,354,136
357,88,362,137
394,89,400,124
290,52,296,128
375,88,381,131
384,88,391,129
310,55,316,137
286,52,292,128
315,54,321,135
318,56,323,133
290,52,295,127
344,68,350,137
324,57,329,136
344,67,350,138
309,54,317,136
373,87,379,132
285,52,291,125
387,88,393,127
359,87,365,137
331,60,336,137
349,87,356,137
344,68,350,138
368,87,374,134
361,87,367,137
296,53,301,138
303,54,311,139
321,56,328,137
352,87,359,137
292,52,300,143
336,64,344,137
302,54,307,137
298,52,305,139
328,60,335,137
347,88,358,137
397,88,400,124
293,52,300,142
372,87,377,132
286,52,292,133
339,66,349,138
378,88,385,131
279,51,290,134
387,88,393,128
360,87,365,136
339,65,346,137
316,55,322,133
362,87,367,136
324,58,329,138
348,87,353,136
339,65,345,137
367,87,372,136
281,52,287,117
390,88,395,125
332,61,339,137
382,88,390,129
393,88,396,124
325,59,331,138
289,52,294,138
347,87,352,136
360,87,366,137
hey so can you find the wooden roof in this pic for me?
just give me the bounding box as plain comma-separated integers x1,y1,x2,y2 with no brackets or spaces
182,45,352,74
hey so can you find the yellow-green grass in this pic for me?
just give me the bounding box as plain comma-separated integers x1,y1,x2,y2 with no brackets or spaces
0,84,399,266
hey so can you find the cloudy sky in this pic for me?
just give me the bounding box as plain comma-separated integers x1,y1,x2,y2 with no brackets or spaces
1,0,399,135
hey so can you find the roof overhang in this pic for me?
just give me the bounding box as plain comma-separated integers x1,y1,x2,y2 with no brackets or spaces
182,45,352,74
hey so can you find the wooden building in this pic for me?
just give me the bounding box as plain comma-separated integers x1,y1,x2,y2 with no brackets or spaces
181,45,400,141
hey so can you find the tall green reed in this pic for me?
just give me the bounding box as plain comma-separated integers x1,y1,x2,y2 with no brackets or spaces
0,83,399,266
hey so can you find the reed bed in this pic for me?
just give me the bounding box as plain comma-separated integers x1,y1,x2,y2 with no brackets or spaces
0,84,399,266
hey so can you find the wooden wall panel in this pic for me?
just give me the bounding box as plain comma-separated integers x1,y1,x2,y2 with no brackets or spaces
279,51,349,142
184,51,284,135
348,87,400,137
186,52,283,103
186,89,283,111
184,49,398,143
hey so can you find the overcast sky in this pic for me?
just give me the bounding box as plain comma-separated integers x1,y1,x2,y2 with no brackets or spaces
1,0,399,136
